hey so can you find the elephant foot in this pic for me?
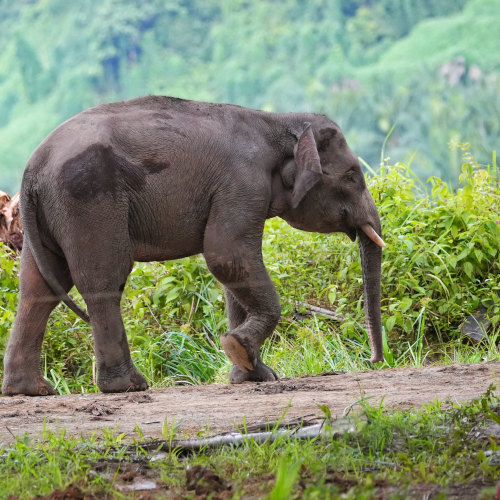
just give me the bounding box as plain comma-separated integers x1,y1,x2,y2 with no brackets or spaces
97,363,148,393
2,374,57,397
220,333,256,372
229,360,279,384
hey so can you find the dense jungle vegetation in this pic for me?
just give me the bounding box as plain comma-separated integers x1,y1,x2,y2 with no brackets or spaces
1,0,500,192
0,0,499,390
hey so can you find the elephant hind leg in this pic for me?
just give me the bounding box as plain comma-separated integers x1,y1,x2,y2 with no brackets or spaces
2,245,73,396
67,239,147,394
81,292,148,393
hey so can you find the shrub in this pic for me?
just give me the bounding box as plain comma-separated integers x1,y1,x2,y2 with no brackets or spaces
374,146,499,348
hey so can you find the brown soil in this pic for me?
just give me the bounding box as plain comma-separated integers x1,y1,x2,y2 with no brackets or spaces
1,362,499,444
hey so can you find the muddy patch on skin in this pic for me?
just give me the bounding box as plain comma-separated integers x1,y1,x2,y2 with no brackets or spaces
60,144,157,201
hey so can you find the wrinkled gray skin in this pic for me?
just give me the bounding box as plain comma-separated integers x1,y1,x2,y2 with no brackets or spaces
2,96,384,396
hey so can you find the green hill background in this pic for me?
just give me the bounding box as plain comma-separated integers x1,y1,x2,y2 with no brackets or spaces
1,0,499,192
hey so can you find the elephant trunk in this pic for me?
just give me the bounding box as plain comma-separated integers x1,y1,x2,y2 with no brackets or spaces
357,225,384,363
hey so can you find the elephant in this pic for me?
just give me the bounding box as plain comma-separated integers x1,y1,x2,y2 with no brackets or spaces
2,95,385,396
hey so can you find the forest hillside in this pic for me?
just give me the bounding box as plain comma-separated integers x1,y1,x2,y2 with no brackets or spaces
0,0,499,192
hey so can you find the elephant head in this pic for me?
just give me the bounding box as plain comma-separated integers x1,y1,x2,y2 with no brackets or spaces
277,122,385,363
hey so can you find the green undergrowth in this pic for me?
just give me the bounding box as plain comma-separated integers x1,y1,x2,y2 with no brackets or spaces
0,147,499,393
0,386,499,499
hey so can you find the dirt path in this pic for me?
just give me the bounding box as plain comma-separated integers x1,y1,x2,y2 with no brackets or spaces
1,362,498,444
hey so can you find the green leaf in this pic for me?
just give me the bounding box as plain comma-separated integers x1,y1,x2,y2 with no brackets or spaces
385,316,396,332
463,261,474,279
158,276,178,286
400,297,413,313
456,248,470,261
317,404,332,419
487,410,500,426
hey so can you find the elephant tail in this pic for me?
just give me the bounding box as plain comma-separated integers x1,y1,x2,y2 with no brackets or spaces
21,187,91,324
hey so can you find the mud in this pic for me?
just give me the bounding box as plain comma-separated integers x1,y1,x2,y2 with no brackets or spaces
1,362,498,445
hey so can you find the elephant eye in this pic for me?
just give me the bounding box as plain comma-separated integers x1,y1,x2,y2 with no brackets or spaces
344,169,356,183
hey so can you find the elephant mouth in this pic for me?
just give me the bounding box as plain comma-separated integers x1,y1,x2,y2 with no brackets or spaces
346,227,357,242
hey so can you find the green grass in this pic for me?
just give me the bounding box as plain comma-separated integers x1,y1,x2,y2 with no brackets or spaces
0,387,498,498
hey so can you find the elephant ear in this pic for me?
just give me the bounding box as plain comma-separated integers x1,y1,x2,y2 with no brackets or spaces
291,123,323,209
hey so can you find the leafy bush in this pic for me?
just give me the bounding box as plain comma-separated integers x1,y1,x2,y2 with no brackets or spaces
0,244,19,354
123,259,227,385
262,146,499,367
373,146,500,357
0,149,498,392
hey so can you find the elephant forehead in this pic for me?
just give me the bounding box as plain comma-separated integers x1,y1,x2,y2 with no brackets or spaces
320,147,358,173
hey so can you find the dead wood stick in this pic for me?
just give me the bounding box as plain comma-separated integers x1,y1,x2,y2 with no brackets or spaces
291,301,343,321
129,417,355,454
137,423,328,453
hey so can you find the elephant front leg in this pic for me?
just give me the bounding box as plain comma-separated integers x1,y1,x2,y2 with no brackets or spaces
204,231,281,382
224,287,279,383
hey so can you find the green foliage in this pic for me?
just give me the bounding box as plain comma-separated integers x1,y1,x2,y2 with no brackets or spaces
267,454,303,500
124,259,227,385
1,0,500,191
372,146,500,361
261,148,500,371
0,244,19,357
0,429,123,498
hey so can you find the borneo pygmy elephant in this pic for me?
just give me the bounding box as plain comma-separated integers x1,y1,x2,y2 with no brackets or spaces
2,96,385,396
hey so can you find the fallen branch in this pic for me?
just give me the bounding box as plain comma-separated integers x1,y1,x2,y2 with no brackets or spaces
291,301,343,321
131,416,355,454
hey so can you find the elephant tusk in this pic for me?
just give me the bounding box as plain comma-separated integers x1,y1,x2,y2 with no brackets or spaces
360,224,386,248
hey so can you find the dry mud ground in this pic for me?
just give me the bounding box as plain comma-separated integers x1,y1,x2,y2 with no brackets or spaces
1,362,499,444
